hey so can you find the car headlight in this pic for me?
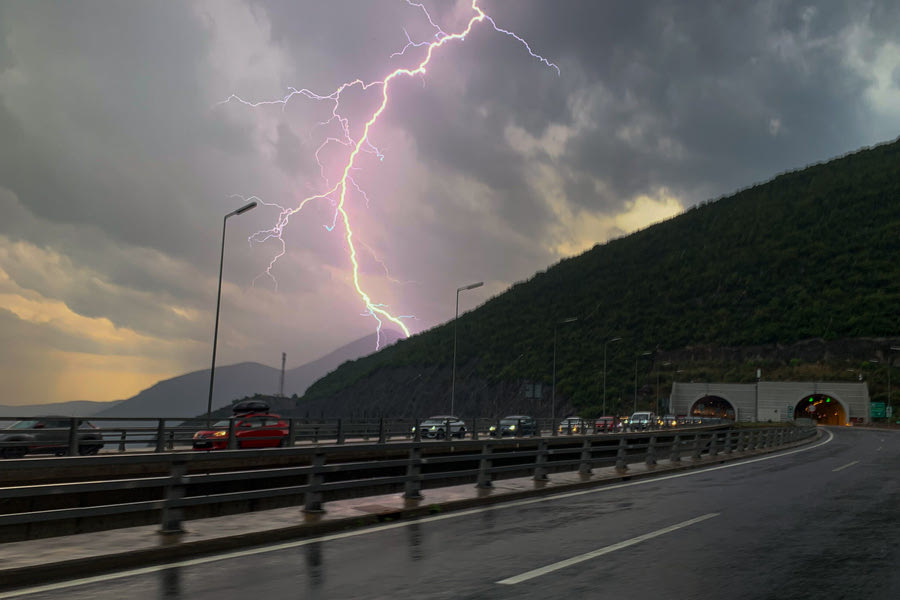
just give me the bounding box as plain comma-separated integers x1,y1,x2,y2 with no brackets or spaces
429,426,436,431
509,425,516,431
411,426,416,432
489,425,496,431
212,430,228,438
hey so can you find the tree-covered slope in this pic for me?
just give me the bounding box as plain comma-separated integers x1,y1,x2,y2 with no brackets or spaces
300,138,900,416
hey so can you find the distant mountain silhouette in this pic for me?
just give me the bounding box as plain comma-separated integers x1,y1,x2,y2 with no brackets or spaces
0,400,122,419
91,329,403,419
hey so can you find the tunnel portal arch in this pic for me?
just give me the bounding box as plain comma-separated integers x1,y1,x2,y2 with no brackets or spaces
690,395,736,420
794,393,846,425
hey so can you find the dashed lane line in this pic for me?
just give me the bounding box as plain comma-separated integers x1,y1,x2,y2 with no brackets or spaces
496,512,719,584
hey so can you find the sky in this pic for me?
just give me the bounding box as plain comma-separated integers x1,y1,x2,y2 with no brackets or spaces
1,0,900,406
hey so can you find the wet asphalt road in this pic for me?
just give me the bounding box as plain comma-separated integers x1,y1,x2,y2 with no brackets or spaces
7,427,899,600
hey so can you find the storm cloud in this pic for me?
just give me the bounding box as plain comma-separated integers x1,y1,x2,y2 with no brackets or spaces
1,0,898,405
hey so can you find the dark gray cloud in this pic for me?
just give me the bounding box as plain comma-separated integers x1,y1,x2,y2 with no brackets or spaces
1,0,899,405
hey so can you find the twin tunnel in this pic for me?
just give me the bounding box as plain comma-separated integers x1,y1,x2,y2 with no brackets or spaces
690,393,846,425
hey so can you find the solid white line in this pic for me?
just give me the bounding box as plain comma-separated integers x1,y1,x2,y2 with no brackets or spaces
832,460,858,472
0,429,834,599
496,512,719,584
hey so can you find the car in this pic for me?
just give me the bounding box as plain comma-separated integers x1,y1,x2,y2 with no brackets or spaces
662,414,678,427
557,417,585,434
0,416,104,458
594,416,618,433
629,411,657,431
412,416,466,439
192,402,289,450
489,415,538,437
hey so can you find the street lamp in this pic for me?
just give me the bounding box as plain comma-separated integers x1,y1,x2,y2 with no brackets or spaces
602,337,622,416
634,351,652,413
450,281,483,416
206,200,257,424
552,317,579,426
890,347,900,412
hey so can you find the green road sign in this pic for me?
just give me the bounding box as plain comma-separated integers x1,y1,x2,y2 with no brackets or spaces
871,402,886,418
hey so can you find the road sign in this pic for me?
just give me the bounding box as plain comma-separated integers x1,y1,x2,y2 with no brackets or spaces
887,406,894,418
870,402,886,418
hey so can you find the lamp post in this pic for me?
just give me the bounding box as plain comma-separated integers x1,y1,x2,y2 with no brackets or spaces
451,281,483,416
657,361,672,416
634,351,652,413
552,317,579,425
207,200,257,424
602,337,622,416
888,347,900,412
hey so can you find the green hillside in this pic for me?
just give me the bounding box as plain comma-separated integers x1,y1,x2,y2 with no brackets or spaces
299,138,900,418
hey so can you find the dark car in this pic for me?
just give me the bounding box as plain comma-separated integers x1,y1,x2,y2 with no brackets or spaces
489,415,538,437
192,402,289,450
0,416,104,458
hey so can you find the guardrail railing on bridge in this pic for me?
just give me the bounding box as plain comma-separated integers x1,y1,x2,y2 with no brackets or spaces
0,425,815,542
0,416,734,458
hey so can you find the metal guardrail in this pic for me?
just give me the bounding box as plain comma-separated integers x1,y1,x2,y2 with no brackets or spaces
0,425,815,541
0,416,734,457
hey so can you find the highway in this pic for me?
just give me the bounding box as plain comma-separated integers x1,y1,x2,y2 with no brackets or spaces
5,427,898,599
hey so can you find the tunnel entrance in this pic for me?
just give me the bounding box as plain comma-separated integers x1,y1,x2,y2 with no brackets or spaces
690,396,735,420
795,394,845,425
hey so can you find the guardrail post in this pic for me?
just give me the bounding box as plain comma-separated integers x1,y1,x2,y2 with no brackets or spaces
159,459,187,534
615,437,628,472
285,419,296,448
646,435,658,467
167,430,175,451
337,418,345,445
118,431,127,453
692,433,703,461
378,418,387,444
709,431,719,457
722,430,733,454
67,418,79,456
670,434,681,462
403,445,423,502
413,418,421,443
304,451,326,515
533,439,549,482
155,419,167,453
579,438,594,476
225,419,237,450
477,443,493,489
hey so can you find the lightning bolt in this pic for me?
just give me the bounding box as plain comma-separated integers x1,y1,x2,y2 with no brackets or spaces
223,0,558,349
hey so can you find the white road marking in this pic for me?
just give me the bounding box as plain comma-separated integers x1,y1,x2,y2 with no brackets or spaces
832,460,858,472
496,512,719,584
0,429,834,599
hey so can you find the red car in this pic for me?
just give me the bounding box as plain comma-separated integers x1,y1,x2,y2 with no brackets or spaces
594,416,618,433
192,402,289,450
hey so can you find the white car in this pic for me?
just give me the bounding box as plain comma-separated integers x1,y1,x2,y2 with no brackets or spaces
413,416,467,439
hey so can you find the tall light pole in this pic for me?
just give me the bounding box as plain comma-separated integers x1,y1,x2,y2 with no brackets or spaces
657,361,671,416
888,346,900,416
602,337,622,416
207,200,257,424
552,317,578,425
451,281,483,416
634,351,652,413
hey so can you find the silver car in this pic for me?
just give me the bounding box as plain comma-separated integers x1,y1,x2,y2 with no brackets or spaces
413,416,467,439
